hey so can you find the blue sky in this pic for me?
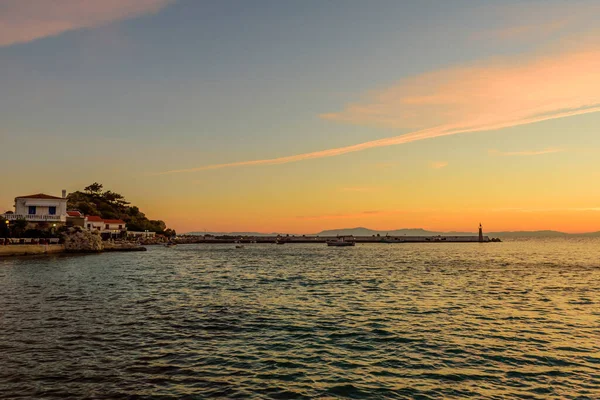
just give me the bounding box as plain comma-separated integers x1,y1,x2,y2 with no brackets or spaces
2,0,600,232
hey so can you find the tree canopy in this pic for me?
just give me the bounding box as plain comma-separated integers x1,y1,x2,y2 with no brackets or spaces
68,184,174,235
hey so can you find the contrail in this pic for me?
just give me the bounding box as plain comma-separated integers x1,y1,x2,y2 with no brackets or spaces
157,105,600,175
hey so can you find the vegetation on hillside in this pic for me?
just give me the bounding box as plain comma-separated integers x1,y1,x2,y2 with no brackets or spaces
68,183,175,236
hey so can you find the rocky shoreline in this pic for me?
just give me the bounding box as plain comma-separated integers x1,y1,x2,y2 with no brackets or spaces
0,227,146,257
63,227,146,253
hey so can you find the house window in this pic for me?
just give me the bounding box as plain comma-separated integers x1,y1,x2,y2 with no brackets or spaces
87,224,91,228
49,206,56,215
105,224,109,230
119,225,123,229
28,206,36,215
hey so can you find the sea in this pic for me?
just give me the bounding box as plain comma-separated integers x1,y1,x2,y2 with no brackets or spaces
1,239,599,399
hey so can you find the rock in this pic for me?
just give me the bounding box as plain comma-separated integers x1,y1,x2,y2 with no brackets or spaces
103,241,147,252
62,227,104,252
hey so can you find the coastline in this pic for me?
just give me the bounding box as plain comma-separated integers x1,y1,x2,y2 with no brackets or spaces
0,243,146,257
0,244,65,257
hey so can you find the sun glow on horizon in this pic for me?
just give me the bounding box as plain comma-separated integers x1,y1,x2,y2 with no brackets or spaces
1,1,600,234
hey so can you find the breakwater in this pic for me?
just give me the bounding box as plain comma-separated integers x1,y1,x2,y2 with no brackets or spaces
0,242,146,257
175,235,501,244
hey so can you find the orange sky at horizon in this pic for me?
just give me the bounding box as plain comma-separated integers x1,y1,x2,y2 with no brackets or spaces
2,1,600,235
160,208,600,234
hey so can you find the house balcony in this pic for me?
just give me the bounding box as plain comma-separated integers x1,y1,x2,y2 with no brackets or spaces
2,214,66,222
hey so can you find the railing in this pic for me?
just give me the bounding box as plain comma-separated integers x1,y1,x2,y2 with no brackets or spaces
1,214,66,222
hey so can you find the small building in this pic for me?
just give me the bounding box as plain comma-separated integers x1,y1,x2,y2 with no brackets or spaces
66,211,85,227
2,191,68,224
103,219,126,232
85,215,105,231
85,216,126,232
127,231,156,238
84,215,127,239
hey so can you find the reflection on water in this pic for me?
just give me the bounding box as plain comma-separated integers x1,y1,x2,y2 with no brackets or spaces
1,239,599,399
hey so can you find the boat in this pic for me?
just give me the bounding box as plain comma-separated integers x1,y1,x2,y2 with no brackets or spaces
235,245,245,249
327,237,355,247
165,242,177,248
381,235,397,243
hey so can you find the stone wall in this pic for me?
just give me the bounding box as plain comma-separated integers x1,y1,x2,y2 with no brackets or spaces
0,244,65,257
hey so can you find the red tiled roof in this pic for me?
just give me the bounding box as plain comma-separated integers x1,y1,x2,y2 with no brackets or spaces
104,219,125,224
85,216,125,225
67,211,83,217
17,193,64,200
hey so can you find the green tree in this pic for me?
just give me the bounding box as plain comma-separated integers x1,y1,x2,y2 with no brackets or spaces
84,182,103,196
103,191,129,207
76,202,95,215
164,228,177,238
11,219,28,238
1,217,9,237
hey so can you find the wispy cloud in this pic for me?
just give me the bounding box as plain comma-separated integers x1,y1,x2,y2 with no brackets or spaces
159,35,600,174
474,17,572,42
0,0,174,47
488,148,565,156
321,42,600,130
472,2,599,42
430,161,448,169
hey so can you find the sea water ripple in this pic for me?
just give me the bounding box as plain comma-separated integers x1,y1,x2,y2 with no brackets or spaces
1,239,599,399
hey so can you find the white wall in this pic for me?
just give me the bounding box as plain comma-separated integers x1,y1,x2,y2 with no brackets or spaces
15,198,67,216
86,221,104,231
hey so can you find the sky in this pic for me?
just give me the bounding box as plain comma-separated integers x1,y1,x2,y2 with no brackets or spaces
1,0,600,234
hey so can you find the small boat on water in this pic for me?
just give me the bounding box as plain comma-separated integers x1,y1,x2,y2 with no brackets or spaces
327,237,355,247
165,242,177,248
235,245,245,249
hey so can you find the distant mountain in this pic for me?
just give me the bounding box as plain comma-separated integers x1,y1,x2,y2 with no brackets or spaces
574,231,600,237
317,227,471,237
316,227,600,238
184,227,600,238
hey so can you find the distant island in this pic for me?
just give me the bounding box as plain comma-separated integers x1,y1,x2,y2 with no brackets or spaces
186,227,600,238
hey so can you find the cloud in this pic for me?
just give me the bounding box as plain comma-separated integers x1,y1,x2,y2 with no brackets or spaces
321,43,600,130
430,161,448,169
472,2,599,42
0,0,174,47
488,148,564,156
158,37,600,175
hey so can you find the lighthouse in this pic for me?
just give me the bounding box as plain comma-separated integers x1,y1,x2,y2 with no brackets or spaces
478,223,484,243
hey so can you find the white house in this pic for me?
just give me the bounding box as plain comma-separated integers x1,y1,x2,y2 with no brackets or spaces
2,191,68,223
103,219,126,232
